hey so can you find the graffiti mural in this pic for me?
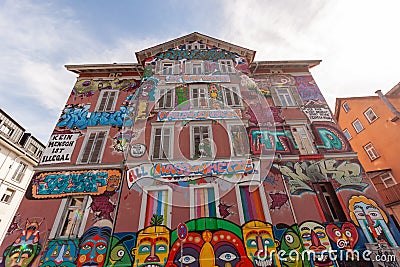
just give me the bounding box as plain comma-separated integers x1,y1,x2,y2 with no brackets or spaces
294,76,325,102
269,192,289,210
72,78,140,98
165,74,230,83
6,213,22,236
39,239,78,267
325,222,359,252
107,233,135,267
40,132,80,164
349,195,398,247
274,159,369,195
156,49,238,61
248,127,298,154
312,124,351,152
301,100,333,123
157,109,242,121
32,170,121,198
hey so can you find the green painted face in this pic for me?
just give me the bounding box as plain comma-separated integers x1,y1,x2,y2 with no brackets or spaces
108,236,133,267
278,227,305,267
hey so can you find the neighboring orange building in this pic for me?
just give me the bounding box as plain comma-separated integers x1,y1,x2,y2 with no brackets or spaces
335,83,400,225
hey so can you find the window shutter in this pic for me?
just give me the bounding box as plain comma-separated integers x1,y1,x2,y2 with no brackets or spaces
98,92,109,111
173,60,180,74
81,133,96,163
156,61,162,74
270,87,281,106
290,87,303,106
185,61,192,74
89,132,106,163
105,91,117,111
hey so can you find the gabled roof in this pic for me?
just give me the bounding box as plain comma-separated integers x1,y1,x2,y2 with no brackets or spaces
135,32,256,66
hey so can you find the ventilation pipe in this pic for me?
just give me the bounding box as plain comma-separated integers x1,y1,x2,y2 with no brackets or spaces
375,90,400,119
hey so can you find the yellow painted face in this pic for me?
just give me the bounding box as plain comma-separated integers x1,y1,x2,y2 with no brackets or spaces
134,226,170,267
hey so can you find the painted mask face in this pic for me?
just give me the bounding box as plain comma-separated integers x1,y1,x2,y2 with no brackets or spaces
5,244,38,267
108,236,133,267
167,232,203,267
106,175,121,192
134,226,170,267
299,221,334,267
41,240,77,267
77,234,108,267
242,221,278,267
326,222,358,250
278,226,304,267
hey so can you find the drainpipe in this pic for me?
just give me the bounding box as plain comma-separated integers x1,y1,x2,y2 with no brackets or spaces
375,90,400,118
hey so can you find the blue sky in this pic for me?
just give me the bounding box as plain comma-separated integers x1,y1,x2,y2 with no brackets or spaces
1,0,399,143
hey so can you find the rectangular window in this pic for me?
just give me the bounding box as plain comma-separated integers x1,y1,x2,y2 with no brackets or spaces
1,188,15,204
342,102,351,113
96,90,118,112
229,124,249,157
190,186,218,219
222,85,242,107
352,119,364,133
192,62,203,75
380,172,396,188
151,126,173,160
78,129,108,164
191,124,213,159
270,87,302,107
12,162,27,182
277,88,295,106
57,196,89,238
28,143,38,154
290,125,316,154
343,129,352,140
364,142,380,160
0,124,13,136
312,182,346,222
140,187,171,228
364,107,378,123
156,87,174,109
190,85,209,109
219,60,234,73
236,183,270,224
161,62,173,75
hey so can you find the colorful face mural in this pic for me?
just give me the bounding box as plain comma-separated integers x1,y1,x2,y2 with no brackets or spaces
299,221,336,267
39,239,78,267
3,244,41,267
76,226,111,267
349,195,398,247
242,221,279,267
277,224,307,267
134,226,170,267
107,235,134,267
325,222,358,252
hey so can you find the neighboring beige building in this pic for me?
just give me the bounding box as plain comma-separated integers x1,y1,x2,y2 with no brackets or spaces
335,83,400,226
0,109,45,245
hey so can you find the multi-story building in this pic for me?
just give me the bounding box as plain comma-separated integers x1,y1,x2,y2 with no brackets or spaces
335,84,400,228
0,109,45,245
1,32,399,267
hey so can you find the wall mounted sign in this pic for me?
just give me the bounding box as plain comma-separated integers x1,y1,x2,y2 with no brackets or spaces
130,144,146,158
302,100,334,122
157,109,242,121
165,75,230,83
40,133,80,164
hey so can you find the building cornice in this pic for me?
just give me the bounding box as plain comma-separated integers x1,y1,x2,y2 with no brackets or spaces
65,63,143,74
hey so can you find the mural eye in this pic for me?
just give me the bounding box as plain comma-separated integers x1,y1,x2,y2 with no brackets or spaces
52,249,58,256
157,245,167,252
248,240,257,247
370,212,379,217
316,232,326,238
139,245,150,254
97,244,106,250
264,239,272,246
285,234,294,244
302,233,311,240
345,230,352,238
334,230,342,237
64,250,70,256
117,249,125,257
179,255,196,264
219,252,237,262
82,245,91,250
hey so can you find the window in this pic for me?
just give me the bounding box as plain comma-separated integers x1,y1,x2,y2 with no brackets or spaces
53,196,89,238
222,84,242,107
236,183,271,224
364,142,380,160
190,85,209,109
380,172,396,188
161,62,173,75
228,124,249,157
290,125,316,155
150,125,173,160
95,90,118,112
190,185,219,219
352,119,364,133
312,182,346,222
12,162,27,182
28,143,38,154
271,87,302,107
156,87,174,109
139,186,172,228
342,102,351,113
219,60,234,73
78,129,108,164
1,188,15,204
364,108,378,123
190,124,213,159
0,124,13,136
343,129,352,140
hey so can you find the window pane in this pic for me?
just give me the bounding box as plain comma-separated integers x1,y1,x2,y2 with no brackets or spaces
194,187,217,218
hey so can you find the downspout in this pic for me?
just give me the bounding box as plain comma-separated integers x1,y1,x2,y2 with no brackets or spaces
375,90,400,118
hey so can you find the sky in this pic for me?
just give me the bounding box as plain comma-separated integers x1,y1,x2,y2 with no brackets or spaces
1,0,399,143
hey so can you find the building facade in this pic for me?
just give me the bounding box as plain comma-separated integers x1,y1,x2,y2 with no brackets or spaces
1,33,399,267
335,84,400,229
0,109,45,245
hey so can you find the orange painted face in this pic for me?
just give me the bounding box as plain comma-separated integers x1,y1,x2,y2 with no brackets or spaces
326,222,358,250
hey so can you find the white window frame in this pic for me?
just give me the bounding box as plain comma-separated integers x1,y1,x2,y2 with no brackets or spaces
290,124,316,155
221,84,242,107
28,143,38,154
342,102,351,113
49,196,91,239
149,123,174,160
352,119,364,133
218,59,234,73
11,162,27,182
190,84,209,109
189,183,220,219
77,127,109,164
364,107,378,123
1,188,15,204
156,86,175,110
160,61,174,75
0,124,13,136
139,185,172,229
95,89,119,112
190,122,214,159
380,172,396,188
235,182,271,225
185,60,204,75
276,87,295,107
227,123,249,157
343,128,352,141
364,142,380,161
